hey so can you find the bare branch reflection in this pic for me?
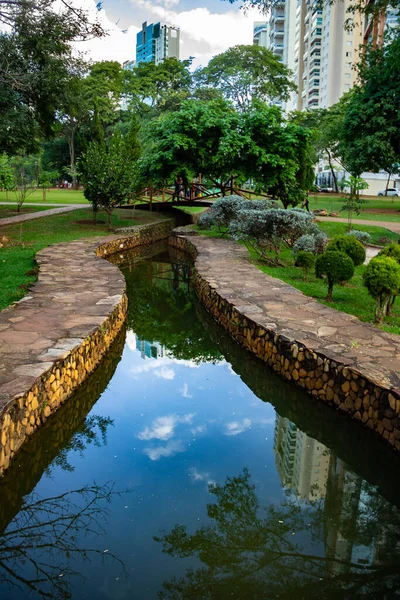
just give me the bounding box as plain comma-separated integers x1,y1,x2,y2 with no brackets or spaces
0,483,125,599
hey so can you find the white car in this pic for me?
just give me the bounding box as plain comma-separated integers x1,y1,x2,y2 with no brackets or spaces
377,188,399,197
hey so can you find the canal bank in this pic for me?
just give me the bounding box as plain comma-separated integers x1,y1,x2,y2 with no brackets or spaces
170,232,400,450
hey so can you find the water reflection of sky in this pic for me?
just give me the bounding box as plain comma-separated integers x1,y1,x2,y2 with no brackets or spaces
4,331,284,599
2,252,400,600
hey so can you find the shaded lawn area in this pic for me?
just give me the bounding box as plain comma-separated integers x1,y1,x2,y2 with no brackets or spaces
197,225,400,336
0,189,89,204
0,208,170,310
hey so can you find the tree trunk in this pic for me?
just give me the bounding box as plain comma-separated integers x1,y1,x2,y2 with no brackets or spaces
326,280,334,302
67,125,78,190
385,171,391,197
107,209,112,230
327,149,338,193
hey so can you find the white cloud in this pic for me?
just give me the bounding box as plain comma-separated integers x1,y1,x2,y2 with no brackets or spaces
132,1,261,67
189,467,216,487
180,383,192,398
138,413,196,441
144,440,185,461
225,418,252,436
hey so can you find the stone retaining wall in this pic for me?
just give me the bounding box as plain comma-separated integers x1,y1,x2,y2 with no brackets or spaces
0,218,176,476
170,233,400,451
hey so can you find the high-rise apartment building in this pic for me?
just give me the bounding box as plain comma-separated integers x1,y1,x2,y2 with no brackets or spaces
253,21,269,47
291,0,362,111
136,21,180,66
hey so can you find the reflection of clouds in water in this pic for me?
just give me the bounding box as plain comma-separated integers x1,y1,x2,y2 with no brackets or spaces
225,418,252,436
191,424,207,435
138,413,196,441
125,331,137,352
189,467,215,487
130,357,200,380
144,440,185,461
180,383,192,399
155,367,175,380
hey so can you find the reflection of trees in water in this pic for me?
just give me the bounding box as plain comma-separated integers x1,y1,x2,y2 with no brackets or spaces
155,469,400,599
0,483,125,599
48,415,114,474
0,328,125,540
122,251,222,364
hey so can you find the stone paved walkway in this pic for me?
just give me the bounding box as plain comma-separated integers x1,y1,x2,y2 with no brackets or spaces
186,236,400,393
0,236,125,404
0,205,88,227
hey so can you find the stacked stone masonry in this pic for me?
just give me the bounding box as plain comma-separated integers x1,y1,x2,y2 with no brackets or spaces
170,233,400,452
0,218,176,476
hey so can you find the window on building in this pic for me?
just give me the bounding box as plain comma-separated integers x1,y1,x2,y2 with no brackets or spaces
346,51,352,57
345,72,351,79
344,84,350,90
347,41,353,47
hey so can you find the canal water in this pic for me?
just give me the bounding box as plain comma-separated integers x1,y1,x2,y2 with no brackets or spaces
0,241,400,599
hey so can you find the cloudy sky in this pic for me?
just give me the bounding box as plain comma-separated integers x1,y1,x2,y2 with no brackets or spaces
79,0,264,68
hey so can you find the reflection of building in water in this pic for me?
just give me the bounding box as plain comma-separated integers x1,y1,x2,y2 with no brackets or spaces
274,416,330,500
138,337,165,360
324,455,400,575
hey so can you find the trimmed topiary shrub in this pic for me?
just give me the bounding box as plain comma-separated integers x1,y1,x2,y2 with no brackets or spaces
198,211,214,230
363,256,400,323
293,234,316,254
377,243,400,264
346,230,372,245
327,235,366,267
295,251,315,281
315,251,355,301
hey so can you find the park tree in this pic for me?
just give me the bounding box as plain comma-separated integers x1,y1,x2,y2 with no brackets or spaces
338,33,400,184
0,154,15,200
0,0,104,155
123,58,193,118
79,134,140,229
241,102,314,207
196,45,296,110
138,98,241,193
10,155,37,212
364,257,400,323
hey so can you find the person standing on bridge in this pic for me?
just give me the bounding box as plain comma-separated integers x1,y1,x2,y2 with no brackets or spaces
172,175,183,201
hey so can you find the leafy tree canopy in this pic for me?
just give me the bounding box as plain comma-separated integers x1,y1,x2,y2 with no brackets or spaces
195,44,296,110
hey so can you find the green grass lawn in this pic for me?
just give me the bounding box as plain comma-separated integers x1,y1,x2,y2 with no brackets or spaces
317,221,399,245
308,194,400,223
0,189,88,204
197,225,400,336
0,208,169,310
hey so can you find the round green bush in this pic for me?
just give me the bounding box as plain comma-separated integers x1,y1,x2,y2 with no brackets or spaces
363,257,400,298
377,243,400,264
327,235,366,267
295,251,315,270
315,251,354,301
